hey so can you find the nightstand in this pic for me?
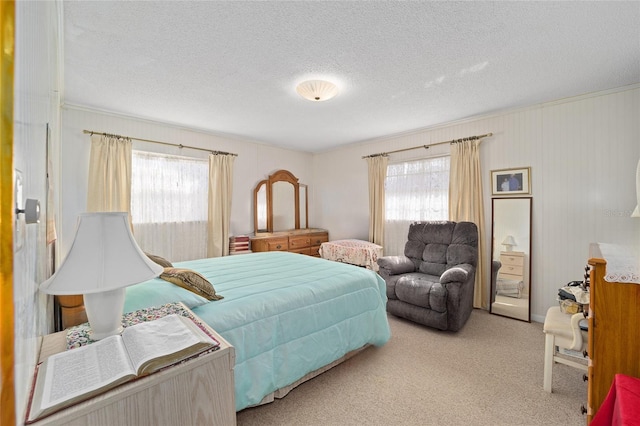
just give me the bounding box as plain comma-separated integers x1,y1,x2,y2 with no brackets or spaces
29,304,236,425
498,251,525,282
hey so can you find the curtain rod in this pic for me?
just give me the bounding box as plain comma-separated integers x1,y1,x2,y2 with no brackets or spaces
83,130,238,156
362,132,493,159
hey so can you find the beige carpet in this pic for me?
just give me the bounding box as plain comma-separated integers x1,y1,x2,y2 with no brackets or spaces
491,295,530,321
236,309,587,426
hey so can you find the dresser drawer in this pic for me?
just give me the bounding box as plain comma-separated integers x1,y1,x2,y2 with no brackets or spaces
499,264,524,277
500,253,524,266
250,230,329,257
310,233,329,246
266,237,289,251
289,235,311,249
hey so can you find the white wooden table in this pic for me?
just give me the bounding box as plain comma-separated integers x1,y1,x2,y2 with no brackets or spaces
29,305,236,426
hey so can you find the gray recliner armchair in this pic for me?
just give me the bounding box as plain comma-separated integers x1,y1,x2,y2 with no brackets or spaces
377,221,478,331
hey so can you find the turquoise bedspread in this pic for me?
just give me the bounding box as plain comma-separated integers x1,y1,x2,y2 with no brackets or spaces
124,251,391,411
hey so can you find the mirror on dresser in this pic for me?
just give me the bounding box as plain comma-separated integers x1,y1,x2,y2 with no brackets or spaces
253,169,308,234
490,197,532,322
252,170,327,256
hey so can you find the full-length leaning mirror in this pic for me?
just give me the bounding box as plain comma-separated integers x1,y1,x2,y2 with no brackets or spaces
254,169,309,234
490,197,532,322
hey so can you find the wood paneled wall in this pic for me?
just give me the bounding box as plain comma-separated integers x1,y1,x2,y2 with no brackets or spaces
59,106,315,260
60,86,639,326
10,1,60,423
314,85,640,322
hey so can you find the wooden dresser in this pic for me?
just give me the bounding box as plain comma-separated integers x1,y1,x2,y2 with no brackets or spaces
498,251,525,282
586,250,640,423
251,229,328,257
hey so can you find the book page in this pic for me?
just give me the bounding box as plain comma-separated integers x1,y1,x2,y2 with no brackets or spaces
39,335,135,411
121,314,215,374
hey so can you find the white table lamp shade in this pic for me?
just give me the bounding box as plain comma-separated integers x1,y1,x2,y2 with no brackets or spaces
502,235,517,252
40,212,163,295
40,212,163,340
502,235,517,246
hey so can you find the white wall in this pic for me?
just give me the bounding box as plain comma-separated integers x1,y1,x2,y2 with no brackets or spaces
313,85,640,322
58,106,314,260
13,1,60,422
57,88,639,326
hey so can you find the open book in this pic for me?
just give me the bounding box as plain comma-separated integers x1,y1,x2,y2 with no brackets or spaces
27,314,219,423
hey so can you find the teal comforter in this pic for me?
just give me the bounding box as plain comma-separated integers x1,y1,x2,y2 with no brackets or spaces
124,251,391,411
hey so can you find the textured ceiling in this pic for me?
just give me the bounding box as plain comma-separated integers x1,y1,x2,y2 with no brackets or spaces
63,1,640,152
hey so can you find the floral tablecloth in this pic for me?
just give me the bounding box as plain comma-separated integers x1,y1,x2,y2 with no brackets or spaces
319,239,383,271
65,303,198,349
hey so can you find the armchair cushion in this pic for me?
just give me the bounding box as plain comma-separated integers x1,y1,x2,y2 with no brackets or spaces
418,243,448,276
440,264,472,284
396,276,446,312
377,255,416,276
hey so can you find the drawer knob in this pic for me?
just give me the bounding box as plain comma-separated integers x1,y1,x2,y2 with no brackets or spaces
276,244,282,249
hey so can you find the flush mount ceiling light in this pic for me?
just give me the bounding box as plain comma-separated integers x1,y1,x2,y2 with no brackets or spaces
296,80,339,102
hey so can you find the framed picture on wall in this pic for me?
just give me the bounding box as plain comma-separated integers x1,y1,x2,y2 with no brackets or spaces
491,167,531,195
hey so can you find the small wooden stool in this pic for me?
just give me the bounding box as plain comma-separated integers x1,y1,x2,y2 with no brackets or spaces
542,306,588,392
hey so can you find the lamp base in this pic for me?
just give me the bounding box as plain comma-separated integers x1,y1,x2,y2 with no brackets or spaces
84,289,125,340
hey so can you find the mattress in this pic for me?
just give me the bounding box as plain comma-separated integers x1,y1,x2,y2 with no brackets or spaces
124,251,391,411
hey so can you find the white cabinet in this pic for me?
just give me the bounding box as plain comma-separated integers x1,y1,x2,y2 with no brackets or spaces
30,307,236,426
498,251,525,282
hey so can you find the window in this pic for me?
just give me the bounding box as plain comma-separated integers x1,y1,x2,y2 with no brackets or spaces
131,151,208,261
384,156,450,256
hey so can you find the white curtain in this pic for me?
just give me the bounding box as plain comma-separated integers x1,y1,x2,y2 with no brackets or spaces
367,156,388,246
131,151,208,262
384,156,450,256
449,140,486,309
87,134,132,214
207,154,235,257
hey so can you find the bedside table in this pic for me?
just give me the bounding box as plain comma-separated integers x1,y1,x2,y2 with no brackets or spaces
29,304,236,425
498,251,525,282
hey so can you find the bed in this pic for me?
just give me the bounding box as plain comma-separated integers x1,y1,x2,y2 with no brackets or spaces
123,251,391,411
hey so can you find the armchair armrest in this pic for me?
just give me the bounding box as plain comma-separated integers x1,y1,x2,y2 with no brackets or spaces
377,255,416,276
440,263,474,284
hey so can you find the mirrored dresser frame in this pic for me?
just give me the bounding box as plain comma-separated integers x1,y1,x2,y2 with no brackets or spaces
254,169,308,233
252,169,327,256
489,197,532,322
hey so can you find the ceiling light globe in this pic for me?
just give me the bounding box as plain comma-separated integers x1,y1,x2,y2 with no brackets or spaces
296,80,339,102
